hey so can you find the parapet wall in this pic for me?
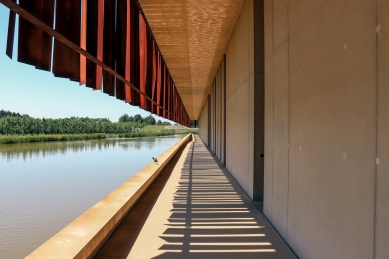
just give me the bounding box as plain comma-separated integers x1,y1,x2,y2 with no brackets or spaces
26,134,193,259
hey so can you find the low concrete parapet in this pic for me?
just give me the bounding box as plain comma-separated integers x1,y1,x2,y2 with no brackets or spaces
26,134,193,259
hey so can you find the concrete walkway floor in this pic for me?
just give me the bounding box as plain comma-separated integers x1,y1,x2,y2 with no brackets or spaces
95,135,297,259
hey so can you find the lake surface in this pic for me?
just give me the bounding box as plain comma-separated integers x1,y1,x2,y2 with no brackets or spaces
0,135,185,259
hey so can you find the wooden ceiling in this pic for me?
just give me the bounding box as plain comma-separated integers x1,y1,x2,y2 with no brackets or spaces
139,0,244,119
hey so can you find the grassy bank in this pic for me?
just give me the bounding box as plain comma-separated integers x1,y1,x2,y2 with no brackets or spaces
0,129,196,144
0,133,107,144
118,131,175,138
139,125,198,134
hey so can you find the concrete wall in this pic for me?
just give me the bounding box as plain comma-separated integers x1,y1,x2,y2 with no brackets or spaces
212,57,227,164
199,0,389,258
198,97,209,146
264,0,389,258
198,0,255,198
376,1,389,258
225,0,255,198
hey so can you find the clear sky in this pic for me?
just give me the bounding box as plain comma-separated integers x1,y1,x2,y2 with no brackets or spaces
0,5,171,123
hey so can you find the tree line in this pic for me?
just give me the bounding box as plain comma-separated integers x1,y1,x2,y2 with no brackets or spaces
0,110,169,135
118,113,171,125
0,109,29,118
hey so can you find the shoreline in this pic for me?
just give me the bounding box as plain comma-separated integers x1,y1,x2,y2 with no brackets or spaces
0,130,198,144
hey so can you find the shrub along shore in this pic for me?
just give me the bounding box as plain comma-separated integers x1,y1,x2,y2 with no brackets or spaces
0,130,196,144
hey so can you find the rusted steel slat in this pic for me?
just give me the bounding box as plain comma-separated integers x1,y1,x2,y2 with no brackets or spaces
166,76,170,120
151,40,157,113
53,0,81,81
5,0,16,58
115,0,127,100
102,0,115,96
18,0,54,71
156,51,162,116
0,0,180,121
80,0,87,86
139,14,147,109
145,30,153,111
37,1,54,71
95,0,104,90
129,0,140,106
159,60,165,117
163,64,167,118
124,0,132,103
86,0,97,89
17,0,41,66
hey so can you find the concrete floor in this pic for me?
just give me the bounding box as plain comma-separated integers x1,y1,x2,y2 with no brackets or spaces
95,135,297,259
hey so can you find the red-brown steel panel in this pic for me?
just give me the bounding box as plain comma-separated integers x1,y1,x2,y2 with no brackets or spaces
151,40,157,114
156,51,162,116
159,61,165,117
95,0,104,90
80,0,87,86
129,0,140,106
167,75,171,120
5,0,16,59
163,65,167,118
115,0,127,100
18,0,54,71
84,0,104,90
37,1,54,71
53,0,81,81
145,29,154,111
2,0,188,124
124,0,131,103
139,14,147,109
102,0,115,96
85,0,96,89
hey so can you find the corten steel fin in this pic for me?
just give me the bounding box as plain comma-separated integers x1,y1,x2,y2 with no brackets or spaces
95,0,104,90
162,64,167,118
5,0,16,59
18,0,54,71
129,0,140,106
145,29,153,111
53,0,81,81
124,0,132,103
85,0,98,89
151,40,157,114
156,51,162,116
0,0,190,126
139,14,147,109
166,74,170,120
102,0,115,96
159,60,165,117
115,0,128,101
80,0,87,86
85,0,104,90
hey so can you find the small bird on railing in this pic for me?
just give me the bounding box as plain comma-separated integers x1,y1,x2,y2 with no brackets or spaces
152,157,158,164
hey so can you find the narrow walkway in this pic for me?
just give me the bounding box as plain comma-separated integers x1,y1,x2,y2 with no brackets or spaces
95,135,297,258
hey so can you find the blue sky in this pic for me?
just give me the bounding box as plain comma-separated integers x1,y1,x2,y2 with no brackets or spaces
0,5,170,123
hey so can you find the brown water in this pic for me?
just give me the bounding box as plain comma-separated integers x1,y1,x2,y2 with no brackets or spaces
0,135,185,259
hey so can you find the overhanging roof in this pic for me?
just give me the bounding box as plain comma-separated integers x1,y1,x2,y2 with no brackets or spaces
139,0,244,119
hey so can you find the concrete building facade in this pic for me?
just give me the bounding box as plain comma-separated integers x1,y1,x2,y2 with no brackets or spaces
199,0,389,258
3,0,388,257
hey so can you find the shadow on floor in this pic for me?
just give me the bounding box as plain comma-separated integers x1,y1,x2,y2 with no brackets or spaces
94,143,189,259
152,137,297,259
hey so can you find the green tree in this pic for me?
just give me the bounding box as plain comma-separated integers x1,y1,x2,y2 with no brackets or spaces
144,115,156,125
133,114,143,123
118,113,133,122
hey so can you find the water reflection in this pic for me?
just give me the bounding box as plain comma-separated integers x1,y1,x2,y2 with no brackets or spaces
0,135,184,259
0,137,173,162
